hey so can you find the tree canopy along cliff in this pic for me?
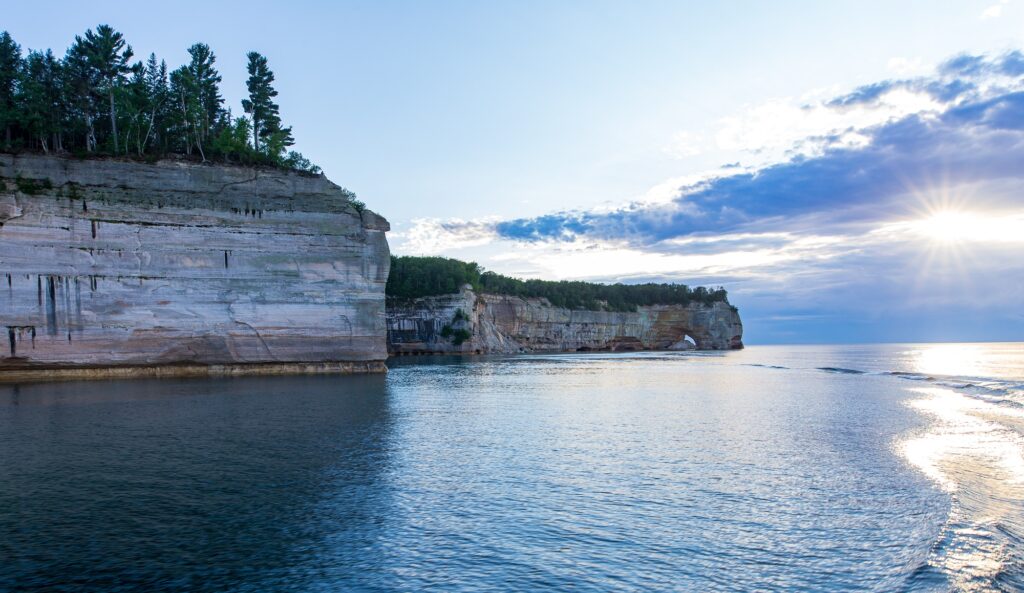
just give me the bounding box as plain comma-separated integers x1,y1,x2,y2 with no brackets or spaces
0,26,319,173
386,255,734,313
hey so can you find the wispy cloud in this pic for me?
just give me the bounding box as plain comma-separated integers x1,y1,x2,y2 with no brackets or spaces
396,217,500,254
662,131,704,158
981,0,1010,19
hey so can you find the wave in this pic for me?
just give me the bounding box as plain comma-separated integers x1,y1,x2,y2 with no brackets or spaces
806,366,1024,407
817,366,867,375
792,348,1024,590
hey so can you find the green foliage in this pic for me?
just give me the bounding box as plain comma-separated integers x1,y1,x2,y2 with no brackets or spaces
283,150,321,174
0,27,320,174
80,24,134,154
450,328,472,345
14,175,52,195
139,53,169,154
185,43,222,143
387,256,483,299
18,50,63,152
0,31,21,148
438,322,472,346
211,113,255,163
242,51,292,158
386,255,731,311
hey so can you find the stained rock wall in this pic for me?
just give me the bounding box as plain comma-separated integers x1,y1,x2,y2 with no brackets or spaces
0,154,390,378
387,285,743,354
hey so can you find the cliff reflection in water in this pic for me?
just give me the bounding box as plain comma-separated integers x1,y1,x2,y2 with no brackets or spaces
0,375,396,591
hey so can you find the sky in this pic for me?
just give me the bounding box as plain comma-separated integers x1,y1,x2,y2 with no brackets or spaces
5,1,1024,344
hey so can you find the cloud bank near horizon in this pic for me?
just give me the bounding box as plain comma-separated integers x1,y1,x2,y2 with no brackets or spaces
393,51,1024,343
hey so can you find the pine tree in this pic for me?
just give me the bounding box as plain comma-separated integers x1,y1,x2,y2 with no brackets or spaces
169,66,201,157
64,40,99,152
185,43,222,144
80,25,133,154
241,51,292,157
139,53,168,154
0,27,318,172
19,50,64,153
0,32,22,148
121,61,149,155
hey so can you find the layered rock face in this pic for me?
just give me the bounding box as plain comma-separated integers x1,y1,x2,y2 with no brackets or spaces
0,154,390,379
387,286,743,354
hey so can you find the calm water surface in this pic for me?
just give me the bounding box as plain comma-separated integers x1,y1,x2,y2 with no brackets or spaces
2,343,1024,592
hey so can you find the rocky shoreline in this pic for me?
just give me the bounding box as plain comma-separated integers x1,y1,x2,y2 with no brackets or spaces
387,285,743,355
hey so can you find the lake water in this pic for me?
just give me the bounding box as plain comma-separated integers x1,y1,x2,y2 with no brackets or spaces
2,343,1023,592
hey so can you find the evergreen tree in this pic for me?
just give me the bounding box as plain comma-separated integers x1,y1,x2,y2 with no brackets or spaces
80,25,133,153
0,26,319,172
63,39,99,152
169,65,202,158
139,53,168,155
185,43,222,144
121,61,150,155
0,32,22,148
19,50,64,153
241,51,292,157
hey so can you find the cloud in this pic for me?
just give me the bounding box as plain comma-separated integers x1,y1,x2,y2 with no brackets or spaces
981,0,1010,19
397,217,500,254
710,89,940,163
662,131,704,158
488,52,1024,246
887,57,928,76
395,50,1024,342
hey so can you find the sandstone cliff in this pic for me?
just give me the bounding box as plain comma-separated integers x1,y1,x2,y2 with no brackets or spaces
0,154,390,380
387,285,743,355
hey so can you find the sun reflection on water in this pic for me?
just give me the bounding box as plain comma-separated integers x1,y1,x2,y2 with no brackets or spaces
901,386,1024,591
910,343,989,379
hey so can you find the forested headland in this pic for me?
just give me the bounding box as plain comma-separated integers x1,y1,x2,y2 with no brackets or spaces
0,26,319,173
387,256,733,312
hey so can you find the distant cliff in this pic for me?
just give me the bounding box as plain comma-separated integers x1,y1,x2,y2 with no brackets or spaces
387,285,743,355
0,154,390,380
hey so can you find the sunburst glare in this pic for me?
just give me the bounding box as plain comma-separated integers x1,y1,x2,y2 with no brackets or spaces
910,210,1024,245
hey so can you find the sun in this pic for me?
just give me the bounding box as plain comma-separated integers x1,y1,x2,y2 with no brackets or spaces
914,210,977,244
911,209,1024,245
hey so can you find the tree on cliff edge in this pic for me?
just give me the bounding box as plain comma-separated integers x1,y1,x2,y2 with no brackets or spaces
185,43,223,146
0,26,319,172
19,50,65,153
80,25,133,154
242,51,292,157
0,32,22,148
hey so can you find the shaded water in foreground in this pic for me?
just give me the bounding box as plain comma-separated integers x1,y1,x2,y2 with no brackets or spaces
2,343,1023,592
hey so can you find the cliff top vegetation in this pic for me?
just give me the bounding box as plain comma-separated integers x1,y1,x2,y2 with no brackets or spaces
0,26,319,174
386,255,732,312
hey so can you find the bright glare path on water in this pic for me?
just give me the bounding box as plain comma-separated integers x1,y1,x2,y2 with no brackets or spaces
1,343,1023,592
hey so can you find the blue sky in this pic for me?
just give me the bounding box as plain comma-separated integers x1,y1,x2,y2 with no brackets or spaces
6,1,1024,343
